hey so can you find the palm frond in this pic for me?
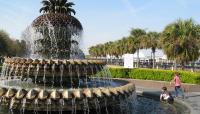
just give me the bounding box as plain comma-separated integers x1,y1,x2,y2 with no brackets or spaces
60,0,68,6
39,7,49,13
65,2,75,7
49,0,56,5
41,0,51,6
67,8,76,15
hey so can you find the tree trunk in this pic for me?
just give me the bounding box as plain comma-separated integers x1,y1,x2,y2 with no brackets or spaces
191,62,195,72
152,47,156,69
181,62,185,70
174,59,177,70
137,49,140,68
153,52,155,69
109,56,111,64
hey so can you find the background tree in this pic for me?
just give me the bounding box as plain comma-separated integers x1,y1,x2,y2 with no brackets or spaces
89,46,98,58
0,30,10,56
142,32,160,68
89,19,200,70
161,19,200,70
0,30,27,57
89,37,136,59
13,40,27,57
130,28,146,68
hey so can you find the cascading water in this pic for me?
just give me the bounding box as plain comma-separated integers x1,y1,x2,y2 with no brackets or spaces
51,64,55,88
35,64,40,85
22,18,83,60
60,64,64,88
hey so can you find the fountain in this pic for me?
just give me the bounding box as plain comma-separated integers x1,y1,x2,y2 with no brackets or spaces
0,0,135,114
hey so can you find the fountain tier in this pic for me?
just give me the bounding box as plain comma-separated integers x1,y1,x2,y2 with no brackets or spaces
0,79,135,111
2,57,107,87
0,57,135,112
24,13,83,59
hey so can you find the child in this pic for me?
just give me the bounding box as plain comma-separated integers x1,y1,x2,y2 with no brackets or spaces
171,72,185,99
160,87,174,104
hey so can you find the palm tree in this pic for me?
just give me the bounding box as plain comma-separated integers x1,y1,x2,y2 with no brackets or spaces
143,32,160,68
130,28,146,68
40,0,76,15
161,19,200,70
107,41,117,62
116,38,129,56
89,44,107,58
89,46,98,58
104,41,112,55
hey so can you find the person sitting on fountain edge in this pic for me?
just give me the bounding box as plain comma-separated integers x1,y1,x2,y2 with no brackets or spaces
160,86,174,104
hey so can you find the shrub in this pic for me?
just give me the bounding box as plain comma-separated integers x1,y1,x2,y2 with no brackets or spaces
109,68,200,84
109,68,130,78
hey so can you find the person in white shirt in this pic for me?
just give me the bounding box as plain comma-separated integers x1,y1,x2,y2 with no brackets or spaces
160,86,174,104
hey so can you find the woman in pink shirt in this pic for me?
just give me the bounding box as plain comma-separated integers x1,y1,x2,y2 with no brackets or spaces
172,72,184,98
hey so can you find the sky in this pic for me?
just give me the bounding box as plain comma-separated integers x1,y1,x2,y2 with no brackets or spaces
0,0,200,54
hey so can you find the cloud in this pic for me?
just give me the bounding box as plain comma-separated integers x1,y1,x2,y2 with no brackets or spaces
120,0,152,15
176,0,188,8
120,0,136,13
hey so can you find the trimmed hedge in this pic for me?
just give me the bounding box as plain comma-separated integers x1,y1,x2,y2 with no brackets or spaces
109,68,200,84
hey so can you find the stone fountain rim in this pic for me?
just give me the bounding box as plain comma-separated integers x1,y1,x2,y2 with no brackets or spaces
0,79,135,100
3,57,106,65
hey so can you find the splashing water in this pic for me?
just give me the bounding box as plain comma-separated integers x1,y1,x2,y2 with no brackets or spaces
59,99,65,114
60,64,64,88
51,64,55,88
34,99,39,114
35,64,40,85
21,98,26,114
43,64,47,88
94,98,101,114
76,65,80,88
83,98,89,114
72,98,77,114
9,98,15,110
14,65,19,79
22,23,83,59
47,99,52,114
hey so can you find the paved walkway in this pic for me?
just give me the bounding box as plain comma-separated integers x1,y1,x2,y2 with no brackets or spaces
136,86,200,114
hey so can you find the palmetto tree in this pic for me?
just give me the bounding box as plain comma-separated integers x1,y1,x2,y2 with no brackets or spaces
130,28,146,68
116,38,129,56
143,32,160,68
161,19,200,70
89,37,137,61
89,46,98,58
104,41,113,56
126,36,136,54
40,0,76,15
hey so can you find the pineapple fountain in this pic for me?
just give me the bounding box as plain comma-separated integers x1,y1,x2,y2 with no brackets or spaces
0,0,135,114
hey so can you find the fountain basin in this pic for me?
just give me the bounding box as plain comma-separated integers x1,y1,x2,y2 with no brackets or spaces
0,79,135,111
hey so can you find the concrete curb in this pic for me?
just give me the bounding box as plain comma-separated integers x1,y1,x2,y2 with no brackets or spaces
174,99,194,114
